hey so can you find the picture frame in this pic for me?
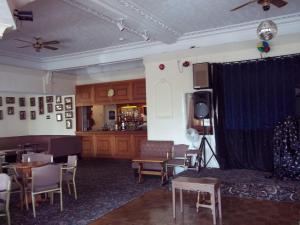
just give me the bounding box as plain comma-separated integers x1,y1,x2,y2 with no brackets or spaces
19,111,26,120
7,107,14,115
66,119,72,129
0,97,2,106
64,97,72,104
108,110,115,120
46,96,53,103
30,97,36,107
19,97,26,107
56,96,62,103
55,104,63,111
65,111,73,118
30,111,36,120
65,104,73,110
6,97,15,104
38,97,44,115
47,104,53,113
56,113,63,121
0,110,3,120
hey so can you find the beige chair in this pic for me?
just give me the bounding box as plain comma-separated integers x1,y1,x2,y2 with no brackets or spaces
61,155,78,199
25,164,63,218
166,144,189,179
23,153,53,163
0,173,11,225
6,167,24,211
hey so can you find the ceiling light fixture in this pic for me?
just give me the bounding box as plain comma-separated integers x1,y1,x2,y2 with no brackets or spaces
257,19,278,41
116,19,125,31
142,30,150,41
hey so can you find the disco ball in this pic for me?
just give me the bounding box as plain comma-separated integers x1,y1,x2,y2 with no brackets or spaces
257,20,278,41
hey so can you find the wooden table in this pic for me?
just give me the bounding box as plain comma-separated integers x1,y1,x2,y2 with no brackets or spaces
172,176,222,225
132,157,168,185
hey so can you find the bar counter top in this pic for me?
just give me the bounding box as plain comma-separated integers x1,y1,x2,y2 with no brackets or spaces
76,130,147,135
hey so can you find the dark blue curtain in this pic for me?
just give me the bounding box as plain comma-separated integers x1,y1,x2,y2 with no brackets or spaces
212,55,300,171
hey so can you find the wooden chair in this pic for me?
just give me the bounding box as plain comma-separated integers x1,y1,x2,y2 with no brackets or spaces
0,173,11,225
166,144,189,179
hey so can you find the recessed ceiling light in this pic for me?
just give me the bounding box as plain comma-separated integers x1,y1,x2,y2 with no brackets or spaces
119,37,125,41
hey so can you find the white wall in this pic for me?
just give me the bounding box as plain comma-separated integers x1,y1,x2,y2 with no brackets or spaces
76,67,145,84
0,93,76,137
0,64,77,137
0,64,76,95
144,38,300,168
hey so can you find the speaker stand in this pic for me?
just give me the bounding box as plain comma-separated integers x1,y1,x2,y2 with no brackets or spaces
199,135,218,168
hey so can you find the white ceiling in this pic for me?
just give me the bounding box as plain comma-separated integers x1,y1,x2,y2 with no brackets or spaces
0,0,300,74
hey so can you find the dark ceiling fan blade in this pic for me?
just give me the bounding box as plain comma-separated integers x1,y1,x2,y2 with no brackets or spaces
43,45,58,50
230,0,257,11
270,0,288,7
17,45,31,48
15,39,34,44
42,40,60,45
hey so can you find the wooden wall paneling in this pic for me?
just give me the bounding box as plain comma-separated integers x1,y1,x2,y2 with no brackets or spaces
94,134,113,157
111,81,131,103
114,134,132,158
82,135,94,157
132,79,146,102
76,85,94,106
133,134,147,157
94,83,112,104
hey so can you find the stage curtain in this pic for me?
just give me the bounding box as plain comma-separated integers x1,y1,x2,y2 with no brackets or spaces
212,55,300,171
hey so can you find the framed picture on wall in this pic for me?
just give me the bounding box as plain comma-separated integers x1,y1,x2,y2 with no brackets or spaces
108,110,115,120
30,111,36,120
6,97,15,104
56,96,62,103
38,97,44,115
65,111,73,118
7,107,14,115
0,97,2,106
65,104,73,110
64,97,72,104
46,96,53,103
19,111,26,120
19,97,26,107
55,104,63,111
56,113,63,121
0,110,3,120
66,119,72,129
30,97,36,107
47,104,53,113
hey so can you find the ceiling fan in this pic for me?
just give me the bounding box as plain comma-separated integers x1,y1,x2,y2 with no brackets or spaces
15,37,60,52
231,0,288,11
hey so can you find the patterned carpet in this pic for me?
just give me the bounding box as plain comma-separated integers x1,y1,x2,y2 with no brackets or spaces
2,158,161,225
179,168,300,202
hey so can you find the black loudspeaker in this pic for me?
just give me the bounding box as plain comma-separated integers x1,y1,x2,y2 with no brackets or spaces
193,91,211,119
193,62,212,89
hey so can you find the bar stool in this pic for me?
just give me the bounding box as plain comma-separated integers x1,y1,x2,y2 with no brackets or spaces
196,177,222,225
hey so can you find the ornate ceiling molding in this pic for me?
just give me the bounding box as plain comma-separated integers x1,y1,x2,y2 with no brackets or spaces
0,13,299,72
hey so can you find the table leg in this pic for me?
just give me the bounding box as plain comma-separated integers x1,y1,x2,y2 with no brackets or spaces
172,185,176,219
218,187,222,224
180,188,183,213
160,162,165,185
138,163,143,183
211,191,216,225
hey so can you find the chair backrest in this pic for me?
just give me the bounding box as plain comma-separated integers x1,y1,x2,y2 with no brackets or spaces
67,155,78,167
21,152,35,162
31,164,61,192
173,144,189,158
28,153,53,163
140,140,174,158
0,173,11,203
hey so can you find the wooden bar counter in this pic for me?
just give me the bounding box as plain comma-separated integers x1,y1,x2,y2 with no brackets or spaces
76,130,147,159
